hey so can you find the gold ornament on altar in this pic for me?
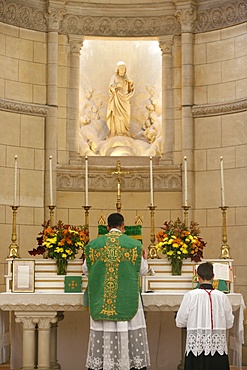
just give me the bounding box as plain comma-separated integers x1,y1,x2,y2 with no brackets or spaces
156,218,207,275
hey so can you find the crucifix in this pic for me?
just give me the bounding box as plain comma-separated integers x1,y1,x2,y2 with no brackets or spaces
108,160,130,213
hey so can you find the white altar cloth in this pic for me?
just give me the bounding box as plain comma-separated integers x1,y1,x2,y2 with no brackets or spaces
0,292,245,369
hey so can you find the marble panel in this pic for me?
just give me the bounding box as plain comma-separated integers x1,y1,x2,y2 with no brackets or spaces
34,42,47,63
6,35,33,61
195,171,220,208
7,146,35,170
33,84,46,104
19,60,46,85
0,23,18,37
206,147,236,170
234,33,247,58
6,80,33,102
20,28,46,43
221,22,247,40
195,62,221,86
0,111,20,146
20,115,44,149
194,150,206,171
0,55,18,80
222,55,247,82
194,116,221,149
236,145,247,168
207,81,236,104
19,169,44,207
236,207,247,226
194,43,206,65
222,112,247,147
207,38,234,63
236,78,247,99
195,30,220,44
193,209,207,227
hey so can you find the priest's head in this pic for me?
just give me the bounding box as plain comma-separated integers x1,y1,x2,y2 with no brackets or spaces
197,262,214,282
107,213,124,231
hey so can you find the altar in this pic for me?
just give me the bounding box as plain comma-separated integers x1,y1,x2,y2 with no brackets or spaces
0,259,245,370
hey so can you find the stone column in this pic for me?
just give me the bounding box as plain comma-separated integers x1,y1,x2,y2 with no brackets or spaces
45,4,66,219
174,0,197,211
15,314,36,370
158,36,174,165
34,313,58,370
68,35,84,164
50,312,64,370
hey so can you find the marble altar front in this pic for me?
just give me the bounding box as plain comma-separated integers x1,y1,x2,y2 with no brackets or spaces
0,259,245,370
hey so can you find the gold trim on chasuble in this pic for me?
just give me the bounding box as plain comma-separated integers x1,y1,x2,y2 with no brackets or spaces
89,232,138,317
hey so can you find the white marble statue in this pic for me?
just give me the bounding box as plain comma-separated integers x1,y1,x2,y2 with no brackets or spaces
106,61,135,137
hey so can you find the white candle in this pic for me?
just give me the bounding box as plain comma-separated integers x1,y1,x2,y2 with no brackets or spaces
220,156,225,207
85,156,88,206
49,156,53,206
184,156,188,206
150,156,154,206
13,155,17,206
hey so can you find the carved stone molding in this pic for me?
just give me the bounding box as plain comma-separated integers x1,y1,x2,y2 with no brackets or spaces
1,0,246,35
0,98,49,116
57,167,181,192
195,0,247,32
192,98,247,117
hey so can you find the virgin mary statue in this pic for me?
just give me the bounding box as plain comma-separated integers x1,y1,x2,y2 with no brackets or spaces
106,61,135,137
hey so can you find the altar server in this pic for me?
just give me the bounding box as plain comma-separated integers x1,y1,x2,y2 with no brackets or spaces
176,261,234,370
82,212,150,370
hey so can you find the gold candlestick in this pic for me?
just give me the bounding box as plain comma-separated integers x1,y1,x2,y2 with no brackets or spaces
147,205,159,259
182,205,191,228
219,206,231,259
7,206,20,258
83,205,91,244
48,205,56,227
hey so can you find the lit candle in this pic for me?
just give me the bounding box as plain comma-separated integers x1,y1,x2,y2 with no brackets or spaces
49,156,53,206
184,156,188,206
13,155,17,206
220,156,225,207
85,156,88,206
150,156,154,206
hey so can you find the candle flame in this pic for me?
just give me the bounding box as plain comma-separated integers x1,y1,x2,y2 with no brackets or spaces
220,156,223,160
15,155,17,160
49,155,52,160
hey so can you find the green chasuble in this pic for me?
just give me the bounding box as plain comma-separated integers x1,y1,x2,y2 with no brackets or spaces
85,230,142,321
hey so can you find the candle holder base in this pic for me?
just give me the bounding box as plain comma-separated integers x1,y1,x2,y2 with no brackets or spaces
7,243,20,259
219,244,231,259
148,244,160,259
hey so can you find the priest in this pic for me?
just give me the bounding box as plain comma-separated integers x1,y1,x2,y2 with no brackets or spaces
82,212,150,370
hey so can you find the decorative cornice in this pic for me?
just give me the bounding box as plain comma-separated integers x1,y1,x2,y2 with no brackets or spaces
57,168,181,192
192,98,247,117
0,0,246,35
0,98,49,116
195,0,247,32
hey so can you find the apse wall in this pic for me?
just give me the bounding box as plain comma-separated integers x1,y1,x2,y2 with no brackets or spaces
193,23,247,313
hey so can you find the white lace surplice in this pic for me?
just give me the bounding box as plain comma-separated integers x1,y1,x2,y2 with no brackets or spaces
82,257,150,370
176,288,234,357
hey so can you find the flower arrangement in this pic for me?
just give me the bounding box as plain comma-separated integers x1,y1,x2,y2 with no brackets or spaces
29,220,88,261
156,218,207,264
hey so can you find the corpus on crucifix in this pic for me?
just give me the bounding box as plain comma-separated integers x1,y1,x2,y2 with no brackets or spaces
108,161,130,212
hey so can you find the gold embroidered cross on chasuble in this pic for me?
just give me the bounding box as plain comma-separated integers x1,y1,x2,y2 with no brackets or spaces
86,231,142,321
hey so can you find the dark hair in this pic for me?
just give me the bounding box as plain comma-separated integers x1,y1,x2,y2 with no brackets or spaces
107,213,124,228
197,262,214,281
